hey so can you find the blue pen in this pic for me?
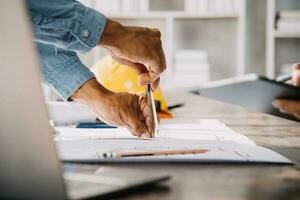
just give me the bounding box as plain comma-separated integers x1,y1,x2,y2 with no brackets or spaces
76,122,117,129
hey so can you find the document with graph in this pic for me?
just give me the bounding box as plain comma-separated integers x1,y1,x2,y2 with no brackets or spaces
54,119,292,164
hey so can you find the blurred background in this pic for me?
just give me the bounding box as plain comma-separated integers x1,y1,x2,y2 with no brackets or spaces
43,0,300,100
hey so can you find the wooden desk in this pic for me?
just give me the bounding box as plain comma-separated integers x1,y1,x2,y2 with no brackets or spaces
70,91,300,200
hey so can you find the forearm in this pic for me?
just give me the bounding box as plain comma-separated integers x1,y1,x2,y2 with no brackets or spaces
71,78,112,106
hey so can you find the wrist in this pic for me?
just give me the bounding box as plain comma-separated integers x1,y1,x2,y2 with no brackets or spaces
98,18,127,49
71,78,112,106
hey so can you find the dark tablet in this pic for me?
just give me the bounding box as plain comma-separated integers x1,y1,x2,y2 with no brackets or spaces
191,74,300,122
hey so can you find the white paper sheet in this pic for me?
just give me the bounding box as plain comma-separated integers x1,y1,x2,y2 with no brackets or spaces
55,119,255,146
56,138,292,164
54,119,292,164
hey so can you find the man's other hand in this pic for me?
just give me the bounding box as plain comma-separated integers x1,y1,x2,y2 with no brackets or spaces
99,19,166,91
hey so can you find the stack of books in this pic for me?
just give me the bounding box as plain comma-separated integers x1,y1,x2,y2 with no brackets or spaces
277,10,300,32
173,50,210,88
184,0,239,13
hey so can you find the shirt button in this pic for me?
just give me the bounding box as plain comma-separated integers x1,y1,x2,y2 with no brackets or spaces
81,30,90,38
46,18,53,23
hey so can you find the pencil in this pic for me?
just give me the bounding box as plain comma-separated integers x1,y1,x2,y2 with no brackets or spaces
102,148,209,158
276,74,292,83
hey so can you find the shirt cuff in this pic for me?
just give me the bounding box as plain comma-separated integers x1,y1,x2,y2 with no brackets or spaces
28,1,107,54
69,4,107,53
51,59,95,101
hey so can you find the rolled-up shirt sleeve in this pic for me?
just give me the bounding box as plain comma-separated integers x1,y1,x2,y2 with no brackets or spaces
37,43,95,101
26,0,106,53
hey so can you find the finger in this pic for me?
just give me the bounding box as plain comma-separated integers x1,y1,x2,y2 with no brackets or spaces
110,53,144,72
119,61,152,85
156,39,166,70
126,117,149,137
139,94,150,122
137,94,147,120
138,94,151,134
151,28,161,37
146,53,166,82
110,39,165,83
139,93,160,132
137,73,151,85
160,47,167,71
110,54,152,85
293,63,300,70
115,55,161,87
125,95,149,138
151,77,160,91
272,100,286,113
292,64,300,86
273,99,300,118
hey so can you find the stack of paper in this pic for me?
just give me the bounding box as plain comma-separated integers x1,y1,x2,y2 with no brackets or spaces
173,50,210,88
277,10,300,32
54,119,292,164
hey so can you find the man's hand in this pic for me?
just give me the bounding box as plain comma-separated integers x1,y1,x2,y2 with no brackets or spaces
273,64,300,119
71,78,150,137
98,19,166,91
273,100,300,119
292,63,300,86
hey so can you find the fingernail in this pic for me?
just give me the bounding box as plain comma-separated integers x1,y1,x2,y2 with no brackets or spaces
141,133,150,138
272,100,278,108
272,100,287,113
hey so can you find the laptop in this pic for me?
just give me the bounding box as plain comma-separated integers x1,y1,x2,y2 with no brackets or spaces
0,1,169,199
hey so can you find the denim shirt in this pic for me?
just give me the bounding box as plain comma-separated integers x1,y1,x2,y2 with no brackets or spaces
26,0,107,100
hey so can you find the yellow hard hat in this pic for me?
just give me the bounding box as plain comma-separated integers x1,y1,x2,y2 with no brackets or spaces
91,55,172,118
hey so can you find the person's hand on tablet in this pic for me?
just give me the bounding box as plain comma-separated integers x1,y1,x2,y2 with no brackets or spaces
273,64,300,119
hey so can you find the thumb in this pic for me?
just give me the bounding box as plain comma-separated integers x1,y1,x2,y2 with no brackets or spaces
126,114,149,137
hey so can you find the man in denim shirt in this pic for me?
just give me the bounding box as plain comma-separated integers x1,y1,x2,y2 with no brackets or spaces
26,0,166,137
